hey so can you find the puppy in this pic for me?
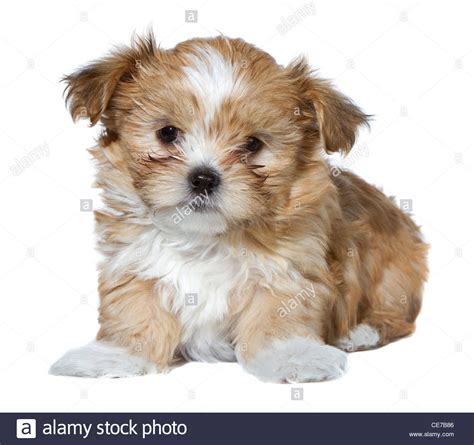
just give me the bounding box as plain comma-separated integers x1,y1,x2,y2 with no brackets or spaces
50,33,428,382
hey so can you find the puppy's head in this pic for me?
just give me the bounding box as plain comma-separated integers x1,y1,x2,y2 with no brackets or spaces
65,33,369,235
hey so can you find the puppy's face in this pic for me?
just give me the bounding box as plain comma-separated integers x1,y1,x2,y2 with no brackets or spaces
65,35,368,235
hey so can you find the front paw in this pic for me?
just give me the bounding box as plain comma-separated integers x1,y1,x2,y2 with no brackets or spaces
242,337,347,383
49,341,156,378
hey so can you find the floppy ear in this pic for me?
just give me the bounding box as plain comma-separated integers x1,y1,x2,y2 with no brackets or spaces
63,32,157,126
288,58,370,155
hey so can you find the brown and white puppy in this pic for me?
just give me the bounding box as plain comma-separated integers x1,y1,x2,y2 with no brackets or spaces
50,33,428,382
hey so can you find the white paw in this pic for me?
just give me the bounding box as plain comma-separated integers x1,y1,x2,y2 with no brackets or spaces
241,337,347,383
49,341,156,378
336,323,380,352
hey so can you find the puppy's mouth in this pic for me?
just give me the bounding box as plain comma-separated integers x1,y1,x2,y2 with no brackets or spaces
177,194,219,213
188,199,215,213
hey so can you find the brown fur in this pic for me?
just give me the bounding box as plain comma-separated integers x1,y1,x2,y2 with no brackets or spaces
64,33,429,375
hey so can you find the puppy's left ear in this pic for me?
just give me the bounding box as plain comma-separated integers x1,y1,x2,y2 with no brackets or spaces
288,58,370,155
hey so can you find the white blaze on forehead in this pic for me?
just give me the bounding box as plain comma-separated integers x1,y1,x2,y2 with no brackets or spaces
180,45,245,169
180,126,220,169
182,45,243,126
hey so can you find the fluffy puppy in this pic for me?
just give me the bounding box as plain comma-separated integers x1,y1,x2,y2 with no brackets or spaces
50,33,428,382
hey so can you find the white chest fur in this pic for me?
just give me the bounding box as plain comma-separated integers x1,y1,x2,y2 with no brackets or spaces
106,227,253,362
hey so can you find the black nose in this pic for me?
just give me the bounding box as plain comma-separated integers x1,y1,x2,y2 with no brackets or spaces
188,167,221,195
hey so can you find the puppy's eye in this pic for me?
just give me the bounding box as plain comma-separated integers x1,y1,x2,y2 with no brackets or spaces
157,126,180,144
242,136,263,153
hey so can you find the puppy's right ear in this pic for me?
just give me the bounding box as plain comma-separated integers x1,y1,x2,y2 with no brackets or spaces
63,53,132,126
63,33,157,126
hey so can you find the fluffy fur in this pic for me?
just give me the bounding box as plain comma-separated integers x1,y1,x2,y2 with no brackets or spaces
49,341,156,378
51,33,429,382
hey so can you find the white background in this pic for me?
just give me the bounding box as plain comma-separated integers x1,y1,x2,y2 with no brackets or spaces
0,0,473,412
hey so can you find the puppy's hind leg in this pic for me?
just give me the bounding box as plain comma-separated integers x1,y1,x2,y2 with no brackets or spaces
49,341,156,378
335,323,381,352
336,284,423,352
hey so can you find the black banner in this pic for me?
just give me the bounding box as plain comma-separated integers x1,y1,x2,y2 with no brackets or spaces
3,413,473,444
